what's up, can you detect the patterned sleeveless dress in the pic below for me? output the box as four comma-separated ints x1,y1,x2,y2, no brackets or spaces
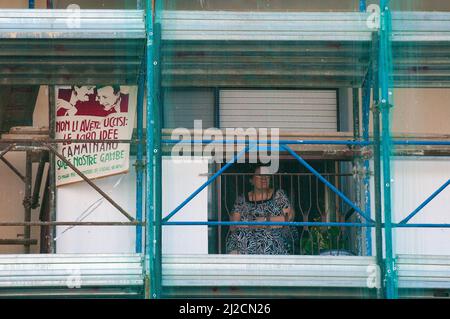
226,189,298,255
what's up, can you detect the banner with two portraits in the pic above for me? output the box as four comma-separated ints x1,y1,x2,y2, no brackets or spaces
55,85,137,186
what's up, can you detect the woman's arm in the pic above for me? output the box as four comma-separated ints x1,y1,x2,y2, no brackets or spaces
263,206,295,229
284,205,295,222
229,212,248,231
268,189,296,228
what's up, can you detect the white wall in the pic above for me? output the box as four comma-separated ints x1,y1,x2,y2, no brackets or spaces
370,158,450,256
162,156,209,254
55,160,137,253
391,158,450,255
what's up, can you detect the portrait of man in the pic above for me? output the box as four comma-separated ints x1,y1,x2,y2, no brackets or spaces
96,85,129,115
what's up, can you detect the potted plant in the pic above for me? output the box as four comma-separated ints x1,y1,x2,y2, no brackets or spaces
300,218,354,256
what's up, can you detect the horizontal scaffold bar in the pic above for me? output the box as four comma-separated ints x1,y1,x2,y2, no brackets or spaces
162,221,450,229
163,221,374,227
0,221,143,226
162,139,370,145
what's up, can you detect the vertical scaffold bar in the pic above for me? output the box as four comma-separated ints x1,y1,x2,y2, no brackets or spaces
48,86,57,253
359,0,367,12
135,58,145,254
380,0,397,299
24,152,32,254
352,88,363,255
362,74,372,257
29,0,35,9
352,89,360,139
145,0,154,299
360,0,372,258
145,0,162,299
153,20,163,299
372,31,384,299
135,0,145,255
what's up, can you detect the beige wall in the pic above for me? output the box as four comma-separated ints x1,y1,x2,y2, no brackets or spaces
0,0,46,8
354,88,450,136
392,89,450,135
0,155,47,254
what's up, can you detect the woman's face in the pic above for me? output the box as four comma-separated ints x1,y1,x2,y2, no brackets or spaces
252,167,271,190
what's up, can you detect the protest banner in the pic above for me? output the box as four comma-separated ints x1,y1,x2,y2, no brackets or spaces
55,85,137,186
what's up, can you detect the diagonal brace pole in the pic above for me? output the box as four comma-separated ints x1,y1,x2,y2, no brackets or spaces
44,143,135,222
0,144,14,160
399,179,450,225
162,145,250,223
282,145,374,223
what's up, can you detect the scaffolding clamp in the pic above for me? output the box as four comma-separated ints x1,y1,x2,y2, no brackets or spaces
22,196,33,210
370,101,381,114
380,100,394,110
134,159,147,172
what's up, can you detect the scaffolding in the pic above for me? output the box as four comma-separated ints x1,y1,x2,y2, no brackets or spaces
0,0,450,299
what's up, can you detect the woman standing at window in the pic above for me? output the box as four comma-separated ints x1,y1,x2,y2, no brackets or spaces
226,165,298,255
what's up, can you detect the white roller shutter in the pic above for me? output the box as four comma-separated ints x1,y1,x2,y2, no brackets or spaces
219,90,337,132
163,89,215,129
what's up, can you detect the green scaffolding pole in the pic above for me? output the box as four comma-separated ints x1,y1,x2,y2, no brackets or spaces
379,0,398,299
145,0,162,299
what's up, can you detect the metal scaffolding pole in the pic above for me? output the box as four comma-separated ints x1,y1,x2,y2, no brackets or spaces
359,0,367,12
362,75,372,257
352,87,364,255
360,1,372,258
372,31,385,299
153,20,163,300
135,68,145,253
145,0,162,299
24,152,32,254
135,0,146,253
48,86,57,253
380,0,398,299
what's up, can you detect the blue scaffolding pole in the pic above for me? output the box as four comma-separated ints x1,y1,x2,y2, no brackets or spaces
399,179,450,225
359,0,367,12
163,143,374,224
